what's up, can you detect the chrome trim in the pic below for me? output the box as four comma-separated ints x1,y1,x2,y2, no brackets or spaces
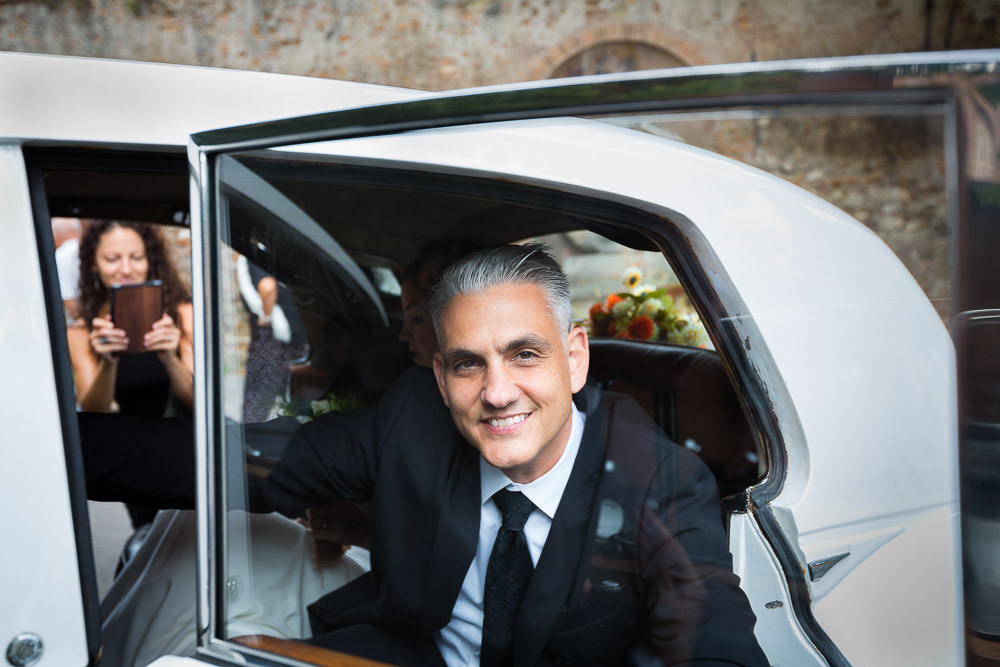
808,553,850,582
189,145,215,646
191,51,999,153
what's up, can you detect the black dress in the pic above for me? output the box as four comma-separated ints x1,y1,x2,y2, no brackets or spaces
114,352,172,418
114,351,189,527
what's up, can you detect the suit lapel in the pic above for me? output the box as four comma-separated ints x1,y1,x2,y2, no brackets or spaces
513,385,607,665
422,430,481,633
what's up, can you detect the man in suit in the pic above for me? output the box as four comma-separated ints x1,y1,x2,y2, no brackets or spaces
248,243,767,666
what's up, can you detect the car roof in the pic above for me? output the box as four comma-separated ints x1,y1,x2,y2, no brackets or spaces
0,52,427,148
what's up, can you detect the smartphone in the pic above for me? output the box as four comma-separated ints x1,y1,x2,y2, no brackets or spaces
110,280,164,354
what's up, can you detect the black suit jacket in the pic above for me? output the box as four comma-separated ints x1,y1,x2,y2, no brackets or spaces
252,366,767,666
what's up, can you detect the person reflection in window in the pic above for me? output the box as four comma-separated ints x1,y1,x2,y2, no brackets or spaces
237,254,309,422
398,239,481,368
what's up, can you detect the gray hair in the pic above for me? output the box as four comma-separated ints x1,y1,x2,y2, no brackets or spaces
430,243,572,334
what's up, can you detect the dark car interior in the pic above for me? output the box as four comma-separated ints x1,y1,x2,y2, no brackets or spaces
30,146,763,502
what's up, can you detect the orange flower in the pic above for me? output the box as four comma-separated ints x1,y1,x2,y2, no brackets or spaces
606,294,624,309
625,315,656,340
589,302,606,318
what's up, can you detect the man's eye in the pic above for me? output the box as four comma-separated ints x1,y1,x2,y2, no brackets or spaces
514,350,538,362
453,360,479,373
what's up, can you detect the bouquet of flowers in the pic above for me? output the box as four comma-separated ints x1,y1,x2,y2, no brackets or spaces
274,389,367,423
586,267,707,347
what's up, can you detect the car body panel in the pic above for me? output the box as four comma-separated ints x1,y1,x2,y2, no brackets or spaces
0,144,90,666
728,512,825,664
0,52,425,148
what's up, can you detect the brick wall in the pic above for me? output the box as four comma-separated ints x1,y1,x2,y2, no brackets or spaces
2,0,997,90
15,0,998,323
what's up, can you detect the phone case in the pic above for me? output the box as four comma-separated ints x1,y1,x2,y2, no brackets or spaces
110,280,164,354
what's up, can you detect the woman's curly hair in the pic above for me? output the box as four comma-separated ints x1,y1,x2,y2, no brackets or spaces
77,220,190,329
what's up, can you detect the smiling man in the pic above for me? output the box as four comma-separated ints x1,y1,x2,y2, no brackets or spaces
82,244,767,666
432,280,587,484
411,244,764,666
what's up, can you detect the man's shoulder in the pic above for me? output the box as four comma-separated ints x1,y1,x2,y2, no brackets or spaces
382,366,444,410
373,366,458,448
588,387,718,500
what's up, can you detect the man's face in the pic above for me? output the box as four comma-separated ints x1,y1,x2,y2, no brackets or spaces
433,282,589,483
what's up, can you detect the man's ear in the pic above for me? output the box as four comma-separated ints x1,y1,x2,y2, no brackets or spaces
566,326,590,393
432,352,450,408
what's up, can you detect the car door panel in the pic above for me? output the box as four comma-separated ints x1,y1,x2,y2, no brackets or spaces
0,144,91,666
186,53,999,666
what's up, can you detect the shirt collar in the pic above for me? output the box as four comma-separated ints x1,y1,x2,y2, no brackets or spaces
479,402,586,519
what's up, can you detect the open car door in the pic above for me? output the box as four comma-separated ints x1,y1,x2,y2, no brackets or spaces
184,51,1000,667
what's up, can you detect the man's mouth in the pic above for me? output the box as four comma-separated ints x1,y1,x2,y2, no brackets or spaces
483,413,528,429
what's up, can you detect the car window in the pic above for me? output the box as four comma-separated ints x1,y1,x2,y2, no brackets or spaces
209,147,764,662
24,148,192,665
597,105,952,324
528,230,711,349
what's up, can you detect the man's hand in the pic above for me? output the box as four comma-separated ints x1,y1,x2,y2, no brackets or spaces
298,500,372,568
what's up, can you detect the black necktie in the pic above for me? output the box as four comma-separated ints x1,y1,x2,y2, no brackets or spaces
481,489,536,667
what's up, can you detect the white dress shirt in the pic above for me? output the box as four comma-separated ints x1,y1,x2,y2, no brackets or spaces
435,404,586,666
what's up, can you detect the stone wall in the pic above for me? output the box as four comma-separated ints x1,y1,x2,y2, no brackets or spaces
2,0,997,90
13,0,999,324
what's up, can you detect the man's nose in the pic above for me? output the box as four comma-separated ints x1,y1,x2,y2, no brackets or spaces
398,323,411,342
482,365,519,407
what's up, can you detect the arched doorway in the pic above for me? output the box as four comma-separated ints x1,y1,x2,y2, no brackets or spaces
550,40,684,78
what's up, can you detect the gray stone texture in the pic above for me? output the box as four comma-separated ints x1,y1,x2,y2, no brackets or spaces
2,1,997,90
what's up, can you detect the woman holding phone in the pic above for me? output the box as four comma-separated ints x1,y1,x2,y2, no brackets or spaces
67,220,194,418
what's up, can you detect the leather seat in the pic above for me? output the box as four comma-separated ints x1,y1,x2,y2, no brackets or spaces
587,338,760,498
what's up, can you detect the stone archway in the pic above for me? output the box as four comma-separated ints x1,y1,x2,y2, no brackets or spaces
526,23,708,80
550,41,683,78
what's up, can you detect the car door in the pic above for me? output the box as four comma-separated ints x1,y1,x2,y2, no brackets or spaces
0,145,100,667
183,51,1000,667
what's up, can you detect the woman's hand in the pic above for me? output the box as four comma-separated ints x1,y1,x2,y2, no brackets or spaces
144,313,182,360
89,315,127,361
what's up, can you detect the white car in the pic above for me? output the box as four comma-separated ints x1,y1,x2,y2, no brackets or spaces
3,50,997,667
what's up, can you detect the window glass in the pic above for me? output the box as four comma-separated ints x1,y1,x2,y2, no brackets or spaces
48,204,191,597
528,230,711,349
597,105,952,323
211,148,762,662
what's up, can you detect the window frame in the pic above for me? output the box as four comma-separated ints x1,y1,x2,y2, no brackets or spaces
190,52,1000,666
193,150,801,663
21,145,192,667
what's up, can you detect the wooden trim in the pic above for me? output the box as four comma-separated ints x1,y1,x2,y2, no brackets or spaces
231,635,393,667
